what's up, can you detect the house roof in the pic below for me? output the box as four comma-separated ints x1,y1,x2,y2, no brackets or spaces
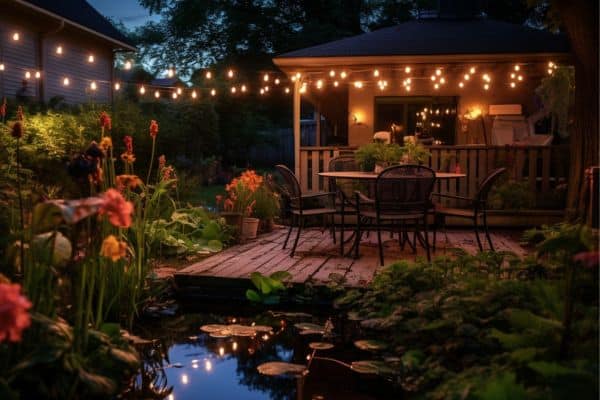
15,0,136,50
275,19,569,60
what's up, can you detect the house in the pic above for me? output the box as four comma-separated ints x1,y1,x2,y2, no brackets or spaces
0,0,136,104
273,15,571,212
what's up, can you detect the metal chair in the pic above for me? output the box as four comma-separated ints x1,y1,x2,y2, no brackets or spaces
433,167,507,251
328,156,359,255
354,165,437,265
274,164,337,257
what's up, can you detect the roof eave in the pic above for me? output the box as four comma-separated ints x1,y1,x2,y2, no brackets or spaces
273,52,573,72
14,0,136,52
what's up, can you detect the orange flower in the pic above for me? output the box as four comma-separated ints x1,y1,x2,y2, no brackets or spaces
162,165,175,181
0,283,32,343
149,120,159,138
99,136,112,152
99,111,112,130
120,153,136,164
16,106,24,122
224,198,234,211
100,235,128,262
116,174,143,190
11,121,23,138
99,188,134,228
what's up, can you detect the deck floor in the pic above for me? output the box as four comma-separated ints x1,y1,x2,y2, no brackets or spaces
175,227,526,288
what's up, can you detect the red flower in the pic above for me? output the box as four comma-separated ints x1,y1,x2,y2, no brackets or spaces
11,121,23,138
123,135,133,153
99,111,112,130
16,106,24,122
0,283,32,343
149,120,159,138
98,188,134,228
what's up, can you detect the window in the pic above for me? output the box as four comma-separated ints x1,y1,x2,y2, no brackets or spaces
374,96,458,144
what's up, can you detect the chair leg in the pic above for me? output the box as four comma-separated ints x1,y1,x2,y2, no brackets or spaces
432,214,438,252
376,217,384,266
423,217,431,262
483,212,494,251
473,217,483,252
340,209,345,256
330,214,336,244
283,215,294,249
290,216,303,257
354,215,361,259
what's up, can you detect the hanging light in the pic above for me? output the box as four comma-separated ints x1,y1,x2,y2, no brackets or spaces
514,64,520,71
353,81,363,89
373,69,380,77
56,45,63,55
260,88,265,95
430,75,436,81
172,92,177,99
404,66,411,73
227,69,234,78
0,64,4,71
263,73,269,82
205,71,212,79
405,85,411,92
241,84,247,92
329,70,335,77
482,73,491,82
191,90,198,99
458,81,464,88
434,83,440,90
114,82,121,90
469,66,476,74
510,82,516,88
435,68,442,76
274,78,280,85
510,73,516,79
35,71,41,79
340,71,347,79
12,32,20,41
24,71,31,79
176,87,182,95
264,85,270,92
139,85,146,95
90,81,97,91
517,75,523,81
316,79,323,89
154,90,160,98
124,60,132,70
464,74,470,80
333,81,339,87
439,77,446,84
483,83,490,90
63,77,70,86
210,88,216,96
284,87,290,94
88,54,95,63
231,86,237,93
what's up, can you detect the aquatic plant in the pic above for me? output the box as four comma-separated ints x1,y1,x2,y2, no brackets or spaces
245,271,292,304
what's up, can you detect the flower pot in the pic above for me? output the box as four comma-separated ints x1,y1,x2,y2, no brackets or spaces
221,211,243,231
241,217,260,240
260,218,275,233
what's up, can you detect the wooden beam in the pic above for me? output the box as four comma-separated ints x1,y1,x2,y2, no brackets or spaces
293,79,301,178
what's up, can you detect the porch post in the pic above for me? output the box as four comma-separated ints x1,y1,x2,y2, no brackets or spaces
293,79,301,178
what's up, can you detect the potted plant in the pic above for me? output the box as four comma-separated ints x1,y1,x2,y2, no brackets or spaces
401,142,432,165
223,170,263,240
252,177,280,233
355,142,404,172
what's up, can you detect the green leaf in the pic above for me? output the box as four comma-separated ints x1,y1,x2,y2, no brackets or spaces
402,349,425,369
528,361,596,379
269,271,292,281
201,220,222,240
245,289,262,302
478,372,527,400
99,323,121,339
206,240,223,252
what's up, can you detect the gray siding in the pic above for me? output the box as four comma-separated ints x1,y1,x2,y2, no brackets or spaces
0,12,114,104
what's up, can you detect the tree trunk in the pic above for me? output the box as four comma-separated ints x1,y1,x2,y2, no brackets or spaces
554,0,599,224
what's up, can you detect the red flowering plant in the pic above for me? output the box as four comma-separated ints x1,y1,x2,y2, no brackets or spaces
0,282,32,343
223,170,264,217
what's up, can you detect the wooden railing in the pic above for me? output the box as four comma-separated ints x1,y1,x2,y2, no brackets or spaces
299,145,569,208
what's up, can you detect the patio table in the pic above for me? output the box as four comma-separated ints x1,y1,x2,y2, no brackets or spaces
317,170,466,257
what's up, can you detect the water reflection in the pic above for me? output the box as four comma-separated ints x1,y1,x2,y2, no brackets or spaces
123,311,390,400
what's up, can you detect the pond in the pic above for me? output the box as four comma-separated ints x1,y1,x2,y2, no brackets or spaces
122,305,399,400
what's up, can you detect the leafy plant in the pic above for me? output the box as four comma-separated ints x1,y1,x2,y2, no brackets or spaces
246,271,292,304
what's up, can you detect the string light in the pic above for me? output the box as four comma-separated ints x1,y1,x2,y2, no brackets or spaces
299,82,307,93
435,68,442,76
469,66,476,74
176,87,182,95
241,84,247,92
316,79,323,89
56,45,63,55
35,71,41,79
340,71,347,79
63,77,70,86
464,74,470,80
231,86,237,93
264,85,269,92
274,78,280,85
510,82,516,88
263,73,269,82
353,81,363,89
171,92,177,99
114,82,120,90
232,342,238,351
329,70,335,77
12,32,19,41
124,61,132,70
510,73,516,79
333,80,339,87
219,347,225,356
167,68,175,78
0,64,4,71
90,81,97,91
483,83,490,90
459,81,464,88
139,85,146,95
205,71,212,79
227,69,234,78
88,54,95,63
434,83,440,90
373,69,380,77
482,73,491,82
514,64,520,71
439,77,446,84
154,90,160,98
404,66,411,73
24,71,31,79
191,90,197,99
517,75,523,81
430,75,436,81
210,88,216,96
284,87,290,93
260,88,265,95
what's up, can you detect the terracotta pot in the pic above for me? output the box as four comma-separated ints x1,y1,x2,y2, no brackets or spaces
241,217,260,240
221,211,243,230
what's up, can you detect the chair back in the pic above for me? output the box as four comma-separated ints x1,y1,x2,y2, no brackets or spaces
328,156,358,202
375,165,436,214
476,168,507,204
275,164,302,209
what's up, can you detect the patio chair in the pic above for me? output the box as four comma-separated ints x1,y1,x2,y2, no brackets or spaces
354,165,437,265
432,167,507,252
328,156,359,255
274,164,337,257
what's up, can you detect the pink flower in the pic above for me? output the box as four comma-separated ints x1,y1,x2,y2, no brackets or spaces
123,135,133,154
99,111,112,130
99,188,134,228
0,283,32,343
149,120,159,138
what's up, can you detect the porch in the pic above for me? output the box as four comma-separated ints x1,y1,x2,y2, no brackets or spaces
174,226,526,294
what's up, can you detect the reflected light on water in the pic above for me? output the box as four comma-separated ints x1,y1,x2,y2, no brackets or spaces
205,360,213,372
219,347,225,357
168,395,174,400
232,341,238,351
181,374,189,384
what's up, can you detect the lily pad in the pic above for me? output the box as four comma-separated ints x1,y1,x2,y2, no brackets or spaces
309,342,334,350
351,360,398,376
200,324,229,333
270,311,312,319
257,361,307,376
250,325,273,333
354,340,388,351
299,329,326,336
209,329,232,338
294,323,325,332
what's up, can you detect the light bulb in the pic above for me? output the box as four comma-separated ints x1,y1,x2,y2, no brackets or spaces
514,65,520,71
114,82,121,90
139,85,146,94
295,72,301,80
90,81,97,91
353,81,363,88
227,69,234,78
63,77,70,86
464,74,470,80
205,360,212,372
333,81,339,87
373,69,380,77
264,86,269,92
316,79,323,89
263,73,269,82
219,347,225,356
231,86,237,93
172,92,177,99
439,77,446,84
435,68,442,76
241,84,247,92
232,342,238,351
210,88,216,96
329,70,335,77
510,73,516,79
274,78,280,85
517,75,523,81
56,45,63,55
404,66,411,73
25,71,31,79
88,54,94,63
181,374,189,384
192,90,197,99
260,88,265,95
458,81,464,88
510,82,516,88
548,61,554,68
0,64,4,71
176,87,182,95
405,85,411,92
154,90,160,98
205,71,212,79
12,32,20,41
124,61,132,70
284,87,290,93
469,66,476,74
430,75,436,81
434,83,439,90
482,73,491,82
340,71,347,79
35,71,41,79
483,83,490,90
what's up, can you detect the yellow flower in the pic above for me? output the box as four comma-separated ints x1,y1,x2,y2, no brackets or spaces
99,137,112,152
100,235,127,262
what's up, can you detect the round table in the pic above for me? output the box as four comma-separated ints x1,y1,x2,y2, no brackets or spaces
318,171,466,179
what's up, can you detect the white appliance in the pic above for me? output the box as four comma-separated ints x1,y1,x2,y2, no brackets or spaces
489,104,553,146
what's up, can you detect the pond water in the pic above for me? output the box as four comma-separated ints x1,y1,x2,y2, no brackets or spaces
122,307,398,400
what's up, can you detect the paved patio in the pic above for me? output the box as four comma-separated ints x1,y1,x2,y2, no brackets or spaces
175,226,526,289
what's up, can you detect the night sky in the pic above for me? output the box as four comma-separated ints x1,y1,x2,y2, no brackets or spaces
88,0,159,28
